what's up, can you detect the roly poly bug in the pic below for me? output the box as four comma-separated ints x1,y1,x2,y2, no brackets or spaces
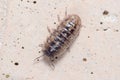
35,14,82,67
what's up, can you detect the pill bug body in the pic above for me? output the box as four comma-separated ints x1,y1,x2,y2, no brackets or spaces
42,14,82,62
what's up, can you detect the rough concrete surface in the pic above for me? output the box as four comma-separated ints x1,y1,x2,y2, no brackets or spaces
0,0,120,80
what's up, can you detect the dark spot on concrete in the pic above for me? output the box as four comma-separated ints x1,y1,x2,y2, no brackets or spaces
33,1,37,4
27,0,29,3
37,11,39,13
71,56,74,58
21,12,23,14
4,43,7,46
21,46,24,49
54,2,57,5
91,72,93,74
100,22,103,24
54,7,56,9
1,58,3,60
17,38,20,40
11,61,13,63
2,73,5,75
38,51,41,53
25,7,28,9
20,32,22,34
13,41,16,43
96,29,99,31
18,4,20,6
1,18,3,20
21,0,23,1
48,3,50,6
54,22,56,24
103,29,108,31
17,42,20,44
103,10,109,15
83,58,87,62
88,36,90,38
13,44,16,47
5,74,10,78
14,62,19,66
115,29,119,32
94,53,97,55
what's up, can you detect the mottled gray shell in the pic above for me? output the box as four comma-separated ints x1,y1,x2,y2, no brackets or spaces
43,14,81,62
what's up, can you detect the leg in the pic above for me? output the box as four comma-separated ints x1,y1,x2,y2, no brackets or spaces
39,44,44,47
57,7,67,22
34,54,44,63
49,57,55,70
65,7,67,17
47,26,56,34
57,15,60,22
47,26,52,34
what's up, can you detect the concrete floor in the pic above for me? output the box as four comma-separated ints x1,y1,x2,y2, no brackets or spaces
0,0,120,80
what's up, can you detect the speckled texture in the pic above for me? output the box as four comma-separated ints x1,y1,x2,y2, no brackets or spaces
0,0,120,80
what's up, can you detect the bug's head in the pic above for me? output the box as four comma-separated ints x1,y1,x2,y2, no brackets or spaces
69,14,81,25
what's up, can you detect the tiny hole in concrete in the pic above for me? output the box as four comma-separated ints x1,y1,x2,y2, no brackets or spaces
5,74,10,78
54,22,56,24
14,62,19,66
103,29,108,31
91,72,94,74
88,36,90,38
83,58,87,62
103,10,109,15
33,1,37,4
21,46,24,49
100,22,103,24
